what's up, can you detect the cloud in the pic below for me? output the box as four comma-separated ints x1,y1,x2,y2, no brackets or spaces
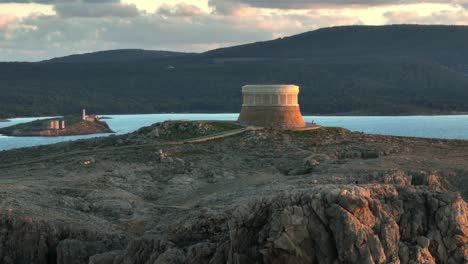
157,3,205,17
1,0,468,61
0,0,119,3
208,0,389,11
209,0,259,17
208,0,468,10
0,11,277,61
0,14,17,30
54,2,139,17
384,9,468,24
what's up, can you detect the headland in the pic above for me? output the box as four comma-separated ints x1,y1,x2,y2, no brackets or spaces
0,120,466,263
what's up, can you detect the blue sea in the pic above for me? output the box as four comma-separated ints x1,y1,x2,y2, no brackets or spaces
1,114,468,151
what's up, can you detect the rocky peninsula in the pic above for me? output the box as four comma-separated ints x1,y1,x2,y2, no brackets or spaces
0,115,113,137
0,121,466,264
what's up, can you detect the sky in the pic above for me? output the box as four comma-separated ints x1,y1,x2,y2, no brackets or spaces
1,1,468,61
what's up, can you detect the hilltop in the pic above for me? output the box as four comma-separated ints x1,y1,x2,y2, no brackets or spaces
205,25,468,65
3,25,468,117
43,49,193,64
0,121,466,263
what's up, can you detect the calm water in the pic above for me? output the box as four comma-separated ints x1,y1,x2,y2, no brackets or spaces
1,114,468,151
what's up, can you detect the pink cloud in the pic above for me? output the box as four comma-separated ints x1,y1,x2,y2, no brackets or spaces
0,14,17,30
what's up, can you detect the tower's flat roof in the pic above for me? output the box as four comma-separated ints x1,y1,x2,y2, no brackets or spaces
242,84,299,93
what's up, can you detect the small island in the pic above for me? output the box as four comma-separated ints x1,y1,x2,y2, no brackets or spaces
0,110,113,137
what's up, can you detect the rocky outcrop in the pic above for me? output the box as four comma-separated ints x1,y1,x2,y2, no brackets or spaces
224,186,467,264
0,213,126,264
7,184,464,264
130,121,243,142
99,183,467,264
0,123,467,263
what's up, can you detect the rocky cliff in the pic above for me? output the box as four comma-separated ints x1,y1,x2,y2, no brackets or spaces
0,121,466,263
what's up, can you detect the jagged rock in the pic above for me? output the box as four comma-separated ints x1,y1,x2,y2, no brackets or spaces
383,170,412,186
113,237,176,264
411,246,436,264
0,214,123,264
56,240,108,264
149,128,160,138
154,248,186,264
220,185,467,264
80,181,466,264
89,250,125,264
186,242,217,264
417,236,430,248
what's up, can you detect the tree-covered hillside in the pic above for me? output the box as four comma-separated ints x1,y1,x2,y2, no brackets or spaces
43,49,193,63
2,25,468,118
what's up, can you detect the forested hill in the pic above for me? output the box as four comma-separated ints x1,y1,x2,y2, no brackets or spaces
204,25,468,65
43,49,193,63
2,24,468,118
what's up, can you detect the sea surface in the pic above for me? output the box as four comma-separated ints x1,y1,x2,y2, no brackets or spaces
1,114,468,151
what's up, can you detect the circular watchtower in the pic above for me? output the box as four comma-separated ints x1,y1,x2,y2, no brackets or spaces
238,84,306,129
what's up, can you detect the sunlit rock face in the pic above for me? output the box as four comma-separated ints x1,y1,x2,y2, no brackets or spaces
238,85,306,129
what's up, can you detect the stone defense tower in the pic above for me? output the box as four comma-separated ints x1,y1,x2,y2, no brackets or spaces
238,84,306,129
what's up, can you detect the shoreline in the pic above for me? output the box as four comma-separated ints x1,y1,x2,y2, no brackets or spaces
2,120,468,152
6,112,468,119
310,111,468,116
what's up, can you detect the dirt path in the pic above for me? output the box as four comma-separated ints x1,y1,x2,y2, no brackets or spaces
0,125,321,170
166,128,252,145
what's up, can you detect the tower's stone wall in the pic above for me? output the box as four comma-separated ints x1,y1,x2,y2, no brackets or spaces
238,85,306,129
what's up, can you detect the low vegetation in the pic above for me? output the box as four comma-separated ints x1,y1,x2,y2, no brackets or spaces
134,121,243,141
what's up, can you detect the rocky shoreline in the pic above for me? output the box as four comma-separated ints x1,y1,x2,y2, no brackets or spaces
0,121,466,263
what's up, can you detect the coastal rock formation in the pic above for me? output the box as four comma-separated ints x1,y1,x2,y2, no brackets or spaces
225,186,467,264
97,182,467,264
2,185,463,264
0,213,126,264
0,121,466,263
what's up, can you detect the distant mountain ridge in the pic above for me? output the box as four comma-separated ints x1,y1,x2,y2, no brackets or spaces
43,49,194,63
203,24,468,68
43,25,468,69
2,24,468,118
